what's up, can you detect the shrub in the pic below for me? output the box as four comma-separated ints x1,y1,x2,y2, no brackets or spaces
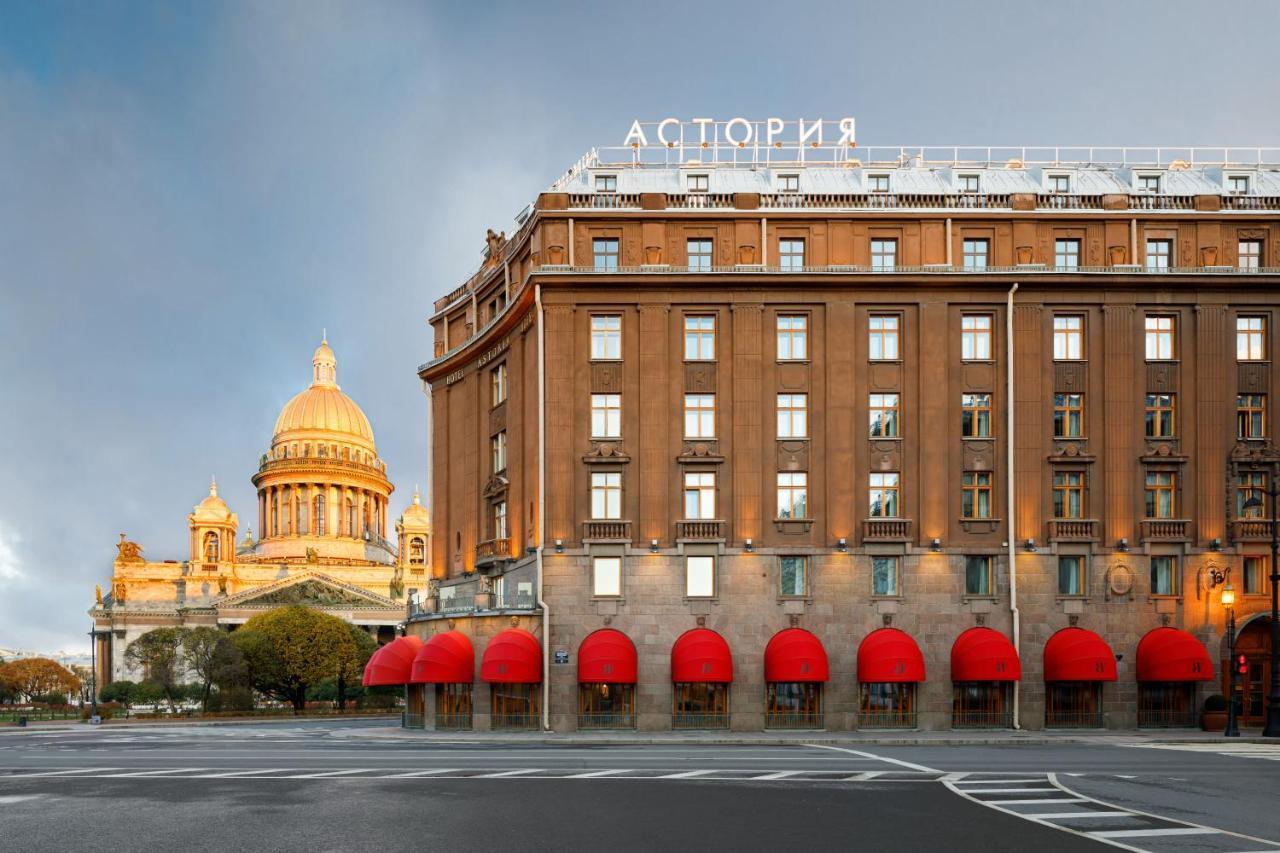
99,681,138,705
1204,694,1228,712
218,686,255,712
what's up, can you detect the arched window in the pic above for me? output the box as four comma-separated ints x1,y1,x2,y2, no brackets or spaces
203,531,220,563
314,493,326,536
409,537,425,565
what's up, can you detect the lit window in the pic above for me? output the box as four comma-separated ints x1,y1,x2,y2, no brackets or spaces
492,501,507,539
591,315,622,360
1243,556,1268,595
687,238,713,271
1053,393,1085,438
958,174,980,193
1238,472,1268,518
1145,315,1176,360
962,239,988,270
687,173,709,193
780,556,807,597
491,431,507,473
777,394,808,439
777,472,808,519
869,393,900,437
1238,394,1266,439
684,394,716,439
684,315,715,360
592,556,621,597
683,472,716,520
686,555,715,597
962,472,992,519
1144,394,1176,437
779,238,806,271
1145,471,1177,519
591,472,622,520
778,174,800,193
1137,174,1162,193
961,314,993,360
590,394,621,439
869,314,900,360
1053,471,1085,519
872,556,899,596
595,174,617,193
1048,174,1070,193
1237,316,1266,360
1146,239,1172,270
871,239,897,270
965,556,992,596
1239,240,1263,270
1058,556,1084,596
1227,175,1250,195
1053,315,1084,360
1054,239,1080,269
491,363,508,406
1150,556,1180,596
962,393,992,438
592,238,619,271
869,472,899,517
777,315,808,360
868,174,890,193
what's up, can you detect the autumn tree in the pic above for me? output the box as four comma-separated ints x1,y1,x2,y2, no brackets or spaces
0,658,82,703
124,628,185,711
232,606,359,712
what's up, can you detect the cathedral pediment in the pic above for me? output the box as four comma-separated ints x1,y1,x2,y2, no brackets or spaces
217,572,398,611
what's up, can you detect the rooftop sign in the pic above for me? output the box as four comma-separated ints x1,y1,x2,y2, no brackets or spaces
623,117,856,150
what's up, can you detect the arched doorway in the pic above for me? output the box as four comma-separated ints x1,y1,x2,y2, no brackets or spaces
1230,616,1272,727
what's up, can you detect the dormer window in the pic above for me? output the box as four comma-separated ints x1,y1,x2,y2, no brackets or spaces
687,173,709,193
595,174,617,193
958,174,980,193
1227,174,1250,195
1137,173,1162,193
868,174,890,193
1048,174,1070,193
778,173,800,193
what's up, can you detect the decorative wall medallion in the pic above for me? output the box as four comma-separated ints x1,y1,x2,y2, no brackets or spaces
592,362,622,393
879,454,893,471
1108,564,1134,597
696,615,707,627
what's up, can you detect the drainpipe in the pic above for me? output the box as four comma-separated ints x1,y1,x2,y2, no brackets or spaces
1006,282,1021,730
535,283,551,731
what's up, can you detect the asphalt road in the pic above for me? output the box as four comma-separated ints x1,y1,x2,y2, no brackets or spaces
1,720,1278,853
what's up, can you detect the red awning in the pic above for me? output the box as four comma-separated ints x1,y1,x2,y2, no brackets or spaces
578,629,638,684
856,628,926,683
481,628,543,684
361,635,423,687
1136,627,1214,682
1044,627,1117,682
410,631,475,684
764,628,830,683
951,627,1021,682
670,628,733,683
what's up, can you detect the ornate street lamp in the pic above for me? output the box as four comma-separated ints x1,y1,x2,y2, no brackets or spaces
1222,582,1240,738
1243,473,1280,737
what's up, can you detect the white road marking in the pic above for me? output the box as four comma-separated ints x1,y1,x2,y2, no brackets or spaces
565,769,629,779
288,769,374,779
1091,828,1219,839
477,768,543,778
1022,812,1131,819
102,768,207,778
957,787,1058,793
954,778,1051,785
841,771,885,781
751,771,801,781
201,768,292,778
0,795,45,804
802,743,938,772
996,798,1089,805
14,767,122,777
657,769,715,779
382,768,462,778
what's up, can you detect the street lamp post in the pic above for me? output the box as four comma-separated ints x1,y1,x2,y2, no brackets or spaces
1242,467,1280,738
1222,583,1240,738
87,625,98,719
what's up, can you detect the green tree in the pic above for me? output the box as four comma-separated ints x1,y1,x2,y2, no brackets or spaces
99,680,138,705
182,627,233,712
231,606,359,712
337,625,378,711
124,628,185,712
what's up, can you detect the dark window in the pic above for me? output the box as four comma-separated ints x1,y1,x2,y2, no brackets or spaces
1137,683,1197,728
490,683,539,730
766,682,823,729
435,683,473,730
1045,682,1103,728
1054,393,1084,437
859,682,917,729
1058,556,1085,595
672,682,729,729
577,683,635,730
965,556,992,596
1150,556,1180,596
952,682,1012,728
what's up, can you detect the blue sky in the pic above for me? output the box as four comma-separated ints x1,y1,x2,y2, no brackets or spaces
1,0,1278,652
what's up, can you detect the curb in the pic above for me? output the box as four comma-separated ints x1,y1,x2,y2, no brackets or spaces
0,714,398,731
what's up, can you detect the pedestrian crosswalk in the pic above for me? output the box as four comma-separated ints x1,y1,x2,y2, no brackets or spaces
946,773,1280,852
1124,741,1280,762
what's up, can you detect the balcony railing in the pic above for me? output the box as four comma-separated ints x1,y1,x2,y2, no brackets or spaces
1232,518,1275,541
764,712,825,730
863,518,912,542
577,713,636,730
1048,519,1099,542
671,713,730,730
474,538,510,565
582,520,632,541
1140,519,1191,542
676,519,726,541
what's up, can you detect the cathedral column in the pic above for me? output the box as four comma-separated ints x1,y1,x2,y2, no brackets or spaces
258,491,265,540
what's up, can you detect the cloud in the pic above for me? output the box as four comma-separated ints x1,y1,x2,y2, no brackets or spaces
0,522,22,583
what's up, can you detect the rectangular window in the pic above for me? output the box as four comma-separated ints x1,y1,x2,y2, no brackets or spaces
1058,556,1085,596
958,173,980,193
591,315,622,360
868,174,890,193
1053,315,1084,360
683,472,716,520
1146,238,1172,270
872,556,899,596
778,173,800,193
1138,173,1162,193
491,431,507,474
1238,394,1266,439
962,239,989,270
961,393,993,438
1243,556,1267,595
592,556,621,597
1053,393,1085,438
1238,316,1266,360
779,238,805,271
687,173,709,193
869,472,900,517
1228,175,1250,195
776,393,808,439
777,472,808,519
961,314,993,360
592,238,619,271
493,501,508,539
684,314,716,360
683,394,716,439
1053,471,1085,519
779,556,808,597
1144,393,1176,437
685,555,715,597
1048,174,1070,193
1145,471,1177,519
1150,556,1180,596
965,556,992,596
687,238,713,272
1054,239,1080,269
776,314,808,360
1238,472,1268,518
590,393,621,439
591,472,622,520
1145,315,1176,360
870,239,897,270
869,393,900,437
962,472,993,519
1239,240,1263,270
868,314,900,360
491,363,508,406
595,174,616,193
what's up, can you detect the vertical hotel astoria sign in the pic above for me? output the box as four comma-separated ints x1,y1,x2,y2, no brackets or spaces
623,117,856,150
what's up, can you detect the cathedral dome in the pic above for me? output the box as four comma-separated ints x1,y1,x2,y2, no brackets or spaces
192,478,234,524
271,337,376,451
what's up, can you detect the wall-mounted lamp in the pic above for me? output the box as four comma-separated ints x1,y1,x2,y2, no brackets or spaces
554,539,563,553
1024,538,1037,552
837,537,848,553
930,538,942,552
744,538,754,552
1210,538,1223,552
1117,537,1129,552
649,538,659,554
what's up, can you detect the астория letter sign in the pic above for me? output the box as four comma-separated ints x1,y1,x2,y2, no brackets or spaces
623,118,856,149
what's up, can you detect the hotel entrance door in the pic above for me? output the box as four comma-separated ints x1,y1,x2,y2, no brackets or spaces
1232,619,1273,727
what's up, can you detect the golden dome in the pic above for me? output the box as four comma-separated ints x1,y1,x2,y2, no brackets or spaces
399,487,431,526
192,478,234,523
271,337,376,449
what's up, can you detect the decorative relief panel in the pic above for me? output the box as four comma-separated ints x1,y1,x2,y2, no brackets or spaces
685,363,717,393
1055,362,1087,393
1146,362,1178,393
489,404,507,434
962,441,993,471
962,364,995,390
870,445,901,471
592,362,623,393
869,363,900,391
1238,362,1270,394
777,363,808,390
776,441,810,470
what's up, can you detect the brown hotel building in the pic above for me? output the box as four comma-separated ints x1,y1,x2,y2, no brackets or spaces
404,144,1280,732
